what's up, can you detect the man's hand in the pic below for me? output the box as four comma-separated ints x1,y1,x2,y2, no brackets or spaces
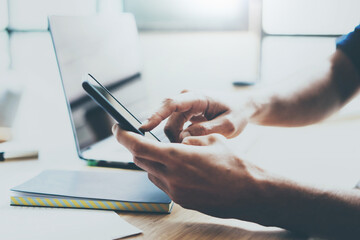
140,91,255,143
113,124,360,238
113,124,269,219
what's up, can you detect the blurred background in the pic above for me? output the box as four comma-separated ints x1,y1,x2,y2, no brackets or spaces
0,0,359,153
1,3,360,237
1,0,359,81
1,0,359,85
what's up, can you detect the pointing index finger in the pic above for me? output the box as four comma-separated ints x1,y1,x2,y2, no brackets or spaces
140,92,209,131
140,98,180,131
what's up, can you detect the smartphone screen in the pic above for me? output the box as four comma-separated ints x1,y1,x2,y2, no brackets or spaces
84,74,160,142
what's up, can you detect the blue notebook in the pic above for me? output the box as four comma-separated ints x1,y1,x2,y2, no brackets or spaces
10,170,173,213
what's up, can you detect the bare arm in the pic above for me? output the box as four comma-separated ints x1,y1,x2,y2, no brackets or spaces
247,177,360,239
250,50,360,126
141,50,360,142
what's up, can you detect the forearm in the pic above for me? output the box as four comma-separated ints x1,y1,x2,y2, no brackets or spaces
245,177,360,239
248,50,360,127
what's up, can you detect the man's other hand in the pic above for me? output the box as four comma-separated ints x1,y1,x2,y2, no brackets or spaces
140,90,254,143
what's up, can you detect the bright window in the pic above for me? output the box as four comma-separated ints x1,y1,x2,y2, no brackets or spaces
8,0,97,30
262,0,360,35
123,0,249,30
0,0,8,30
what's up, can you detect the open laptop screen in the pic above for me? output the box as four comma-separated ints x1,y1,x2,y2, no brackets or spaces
49,14,147,154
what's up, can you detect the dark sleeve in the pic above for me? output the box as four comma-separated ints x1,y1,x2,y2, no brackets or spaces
336,25,360,74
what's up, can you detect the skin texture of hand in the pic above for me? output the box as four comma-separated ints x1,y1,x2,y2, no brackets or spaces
113,124,360,239
112,124,269,219
140,90,254,143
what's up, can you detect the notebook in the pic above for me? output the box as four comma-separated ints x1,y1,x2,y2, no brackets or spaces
10,170,173,213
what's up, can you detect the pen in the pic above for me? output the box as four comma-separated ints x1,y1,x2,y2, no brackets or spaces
232,81,256,87
0,150,38,161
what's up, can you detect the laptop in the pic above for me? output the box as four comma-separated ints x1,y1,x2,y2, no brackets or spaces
49,14,167,169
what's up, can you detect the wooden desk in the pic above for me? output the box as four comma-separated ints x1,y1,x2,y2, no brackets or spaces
120,205,303,240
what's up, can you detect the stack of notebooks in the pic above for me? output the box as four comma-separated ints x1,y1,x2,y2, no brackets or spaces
10,170,173,213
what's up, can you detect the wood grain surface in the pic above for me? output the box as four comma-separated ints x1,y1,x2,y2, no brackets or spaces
119,204,304,240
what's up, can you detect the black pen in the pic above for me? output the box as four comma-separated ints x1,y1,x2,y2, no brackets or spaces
0,150,38,161
232,81,256,87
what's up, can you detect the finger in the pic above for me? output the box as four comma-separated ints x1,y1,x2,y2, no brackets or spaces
133,157,167,177
140,92,209,131
189,115,207,123
164,111,195,143
181,134,225,146
112,124,168,163
148,173,169,193
181,136,209,146
179,114,236,141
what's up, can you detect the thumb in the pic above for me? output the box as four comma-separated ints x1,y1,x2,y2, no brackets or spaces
179,115,238,141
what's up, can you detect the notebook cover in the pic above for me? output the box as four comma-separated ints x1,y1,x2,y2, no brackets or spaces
11,170,171,204
10,192,172,212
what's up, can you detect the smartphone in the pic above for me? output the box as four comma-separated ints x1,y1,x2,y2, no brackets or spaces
82,74,160,142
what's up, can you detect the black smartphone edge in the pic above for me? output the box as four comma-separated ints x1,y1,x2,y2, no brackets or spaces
82,80,144,135
82,74,163,170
